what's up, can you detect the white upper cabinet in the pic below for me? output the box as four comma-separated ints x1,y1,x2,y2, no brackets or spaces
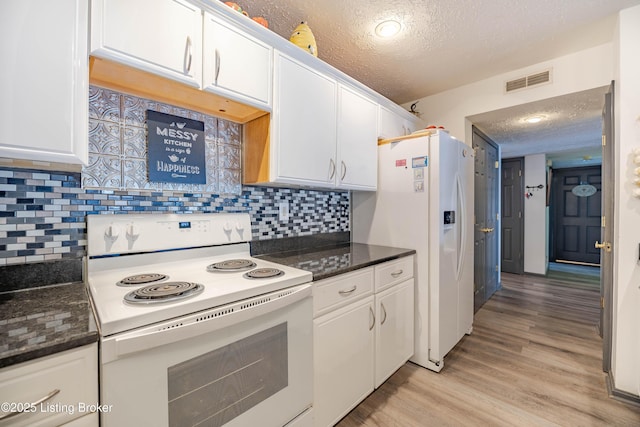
378,104,421,139
91,0,202,88
273,51,337,188
202,12,272,109
0,0,88,165
336,84,378,190
249,51,378,190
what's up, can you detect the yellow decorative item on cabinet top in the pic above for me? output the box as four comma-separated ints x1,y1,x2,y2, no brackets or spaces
289,21,317,57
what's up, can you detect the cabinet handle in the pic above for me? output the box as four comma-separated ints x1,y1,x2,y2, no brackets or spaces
329,159,336,180
185,36,193,74
381,303,388,325
341,161,347,180
338,285,357,296
390,269,403,278
214,48,221,85
369,306,375,331
0,389,60,421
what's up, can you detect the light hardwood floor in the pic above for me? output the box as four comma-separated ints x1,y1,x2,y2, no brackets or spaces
337,272,640,426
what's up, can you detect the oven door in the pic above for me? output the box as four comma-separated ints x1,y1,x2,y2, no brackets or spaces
99,284,312,427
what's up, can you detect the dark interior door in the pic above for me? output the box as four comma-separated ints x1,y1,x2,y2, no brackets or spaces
473,126,500,312
552,166,602,265
501,158,524,274
601,82,614,371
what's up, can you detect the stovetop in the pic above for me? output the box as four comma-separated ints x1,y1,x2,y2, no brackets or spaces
87,244,312,336
85,214,312,337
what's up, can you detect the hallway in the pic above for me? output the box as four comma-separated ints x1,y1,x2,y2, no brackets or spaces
338,273,640,426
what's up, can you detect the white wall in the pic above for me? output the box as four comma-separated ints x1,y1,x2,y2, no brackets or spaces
612,4,640,396
403,43,614,148
524,154,548,275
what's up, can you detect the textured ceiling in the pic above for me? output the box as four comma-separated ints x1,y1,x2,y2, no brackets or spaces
237,0,639,162
242,0,638,103
469,86,609,166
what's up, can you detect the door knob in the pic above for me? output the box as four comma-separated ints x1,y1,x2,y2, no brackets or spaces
480,227,494,233
594,241,612,252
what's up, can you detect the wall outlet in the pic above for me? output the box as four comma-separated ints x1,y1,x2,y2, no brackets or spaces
278,202,290,222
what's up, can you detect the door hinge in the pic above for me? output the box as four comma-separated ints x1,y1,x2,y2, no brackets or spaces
518,211,522,219
602,135,606,146
497,213,500,220
495,265,499,272
495,161,499,169
602,216,606,228
601,296,605,309
518,169,522,177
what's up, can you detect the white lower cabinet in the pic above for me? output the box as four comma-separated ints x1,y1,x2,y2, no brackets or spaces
375,279,415,388
314,295,375,427
313,256,415,427
0,344,98,427
60,412,99,426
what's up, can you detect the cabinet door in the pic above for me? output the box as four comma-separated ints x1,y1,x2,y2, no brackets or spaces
91,0,202,88
314,296,374,427
378,105,407,139
378,105,423,139
203,12,271,108
0,344,97,427
273,52,337,188
0,0,88,165
336,85,378,190
375,279,414,388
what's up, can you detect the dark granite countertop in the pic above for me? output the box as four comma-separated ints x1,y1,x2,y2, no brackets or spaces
0,282,98,369
256,242,416,281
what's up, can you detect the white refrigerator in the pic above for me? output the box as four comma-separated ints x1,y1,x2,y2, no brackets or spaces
353,130,474,372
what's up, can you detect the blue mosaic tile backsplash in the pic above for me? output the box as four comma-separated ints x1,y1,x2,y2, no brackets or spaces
0,87,350,266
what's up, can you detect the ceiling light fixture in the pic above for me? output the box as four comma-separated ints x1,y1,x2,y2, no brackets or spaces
375,20,401,38
525,115,544,124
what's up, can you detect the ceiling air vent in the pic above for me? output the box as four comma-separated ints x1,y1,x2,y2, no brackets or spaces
505,69,552,93
506,77,527,92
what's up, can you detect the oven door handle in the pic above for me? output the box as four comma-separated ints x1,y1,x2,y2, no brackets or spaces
102,283,312,363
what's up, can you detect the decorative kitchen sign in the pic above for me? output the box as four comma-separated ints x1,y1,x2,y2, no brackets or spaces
146,110,206,184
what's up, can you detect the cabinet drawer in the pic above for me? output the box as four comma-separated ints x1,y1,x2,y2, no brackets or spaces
374,256,414,292
313,268,374,317
0,344,98,427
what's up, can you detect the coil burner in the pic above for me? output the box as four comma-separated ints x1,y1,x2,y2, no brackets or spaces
117,273,168,287
124,282,204,304
207,259,257,272
243,268,285,280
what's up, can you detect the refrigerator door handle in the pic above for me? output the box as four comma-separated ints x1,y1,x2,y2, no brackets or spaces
456,175,466,280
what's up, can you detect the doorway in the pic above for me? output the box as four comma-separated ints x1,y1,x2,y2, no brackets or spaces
472,126,500,312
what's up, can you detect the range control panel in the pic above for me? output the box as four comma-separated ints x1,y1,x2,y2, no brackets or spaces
87,213,252,257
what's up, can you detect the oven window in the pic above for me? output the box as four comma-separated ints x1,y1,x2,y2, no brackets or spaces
167,323,288,427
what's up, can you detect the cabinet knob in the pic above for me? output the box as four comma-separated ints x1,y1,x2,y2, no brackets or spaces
329,159,336,180
369,306,375,331
338,286,357,296
380,303,388,325
185,36,193,74
390,269,403,278
0,389,60,421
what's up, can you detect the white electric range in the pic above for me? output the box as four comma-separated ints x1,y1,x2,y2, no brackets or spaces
85,213,313,427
